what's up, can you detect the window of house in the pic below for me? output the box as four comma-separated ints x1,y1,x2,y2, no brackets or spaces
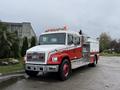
19,28,22,37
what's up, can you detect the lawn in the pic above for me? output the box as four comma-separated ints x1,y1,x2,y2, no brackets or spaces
0,58,24,74
100,53,120,56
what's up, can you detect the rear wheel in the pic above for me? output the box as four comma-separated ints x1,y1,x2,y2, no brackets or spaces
25,70,39,77
58,59,72,81
89,56,97,67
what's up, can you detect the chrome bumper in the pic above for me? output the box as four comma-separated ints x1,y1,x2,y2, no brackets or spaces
25,64,59,72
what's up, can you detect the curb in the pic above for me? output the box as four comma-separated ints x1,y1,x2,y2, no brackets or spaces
0,70,25,76
0,70,25,84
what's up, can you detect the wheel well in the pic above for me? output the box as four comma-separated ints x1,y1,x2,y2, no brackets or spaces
61,56,71,64
95,54,98,61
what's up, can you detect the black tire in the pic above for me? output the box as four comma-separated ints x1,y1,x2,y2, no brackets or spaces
89,56,97,67
25,70,39,77
58,59,72,81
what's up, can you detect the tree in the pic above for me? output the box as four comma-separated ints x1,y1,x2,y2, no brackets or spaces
0,22,18,58
118,39,120,53
30,36,36,48
109,39,117,53
114,40,120,53
99,32,111,52
11,39,21,58
21,37,29,57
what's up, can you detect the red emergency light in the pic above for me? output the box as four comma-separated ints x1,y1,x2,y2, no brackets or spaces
45,26,68,32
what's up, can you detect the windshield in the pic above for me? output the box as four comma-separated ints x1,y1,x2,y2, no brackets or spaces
39,33,66,45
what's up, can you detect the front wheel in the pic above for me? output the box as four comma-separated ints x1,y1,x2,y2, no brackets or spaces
58,59,72,81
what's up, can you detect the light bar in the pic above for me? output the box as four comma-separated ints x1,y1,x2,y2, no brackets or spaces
45,26,68,32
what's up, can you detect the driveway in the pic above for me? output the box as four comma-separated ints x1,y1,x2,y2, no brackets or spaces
1,56,120,90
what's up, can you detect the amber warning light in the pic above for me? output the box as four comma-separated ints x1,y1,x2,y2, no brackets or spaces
45,26,68,32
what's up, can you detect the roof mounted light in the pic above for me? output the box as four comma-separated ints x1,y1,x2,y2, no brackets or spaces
45,26,68,32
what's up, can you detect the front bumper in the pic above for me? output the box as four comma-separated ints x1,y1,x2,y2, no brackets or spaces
25,64,59,72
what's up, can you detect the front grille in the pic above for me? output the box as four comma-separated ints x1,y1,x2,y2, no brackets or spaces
27,52,45,62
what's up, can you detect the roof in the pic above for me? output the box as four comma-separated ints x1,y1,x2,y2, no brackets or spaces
41,30,81,36
2,22,31,25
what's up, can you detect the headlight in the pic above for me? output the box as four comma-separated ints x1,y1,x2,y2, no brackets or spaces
52,57,58,62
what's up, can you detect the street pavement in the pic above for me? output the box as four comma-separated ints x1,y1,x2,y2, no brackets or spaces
0,56,120,90
0,74,24,84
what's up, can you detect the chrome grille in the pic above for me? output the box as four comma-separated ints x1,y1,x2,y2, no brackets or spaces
27,52,45,62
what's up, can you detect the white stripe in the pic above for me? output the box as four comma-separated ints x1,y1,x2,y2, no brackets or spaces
90,55,94,57
71,58,90,69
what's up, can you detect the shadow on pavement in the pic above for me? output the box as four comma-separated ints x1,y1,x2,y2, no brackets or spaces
26,65,94,82
0,64,96,90
0,76,24,89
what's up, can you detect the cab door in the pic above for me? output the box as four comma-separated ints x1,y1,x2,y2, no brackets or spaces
67,34,75,60
67,34,82,60
73,35,82,59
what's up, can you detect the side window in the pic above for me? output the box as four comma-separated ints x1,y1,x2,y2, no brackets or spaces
73,36,80,45
68,34,73,45
76,37,80,45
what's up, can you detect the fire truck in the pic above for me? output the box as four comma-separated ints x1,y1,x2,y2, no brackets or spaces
25,27,99,81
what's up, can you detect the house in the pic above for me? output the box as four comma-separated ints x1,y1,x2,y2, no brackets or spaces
4,22,37,47
6,22,36,38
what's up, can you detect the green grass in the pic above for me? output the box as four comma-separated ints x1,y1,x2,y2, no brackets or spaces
0,58,24,74
100,53,120,56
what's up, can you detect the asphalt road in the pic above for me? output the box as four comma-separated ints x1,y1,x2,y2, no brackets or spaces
1,56,120,90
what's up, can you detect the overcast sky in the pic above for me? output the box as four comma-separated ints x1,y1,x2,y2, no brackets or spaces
0,0,120,39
